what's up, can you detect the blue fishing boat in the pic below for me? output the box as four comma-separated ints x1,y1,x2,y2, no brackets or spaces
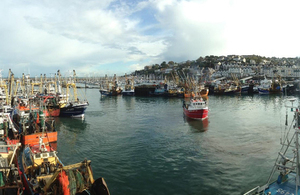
58,70,89,118
258,75,282,95
99,89,114,96
244,97,300,195
59,102,88,117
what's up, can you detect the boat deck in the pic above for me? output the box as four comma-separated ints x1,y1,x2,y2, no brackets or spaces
264,173,300,195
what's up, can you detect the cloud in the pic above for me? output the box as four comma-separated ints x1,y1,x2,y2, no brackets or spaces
0,0,299,77
0,0,168,76
151,0,300,61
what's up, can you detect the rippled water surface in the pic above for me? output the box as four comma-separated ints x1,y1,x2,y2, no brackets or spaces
55,89,293,195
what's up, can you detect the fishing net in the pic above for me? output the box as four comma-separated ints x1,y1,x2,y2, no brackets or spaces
74,169,85,192
58,170,70,195
67,170,77,195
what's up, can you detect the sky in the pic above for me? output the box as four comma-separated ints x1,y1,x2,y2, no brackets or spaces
0,0,299,78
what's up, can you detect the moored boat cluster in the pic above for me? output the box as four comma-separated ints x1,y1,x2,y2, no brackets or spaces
0,69,110,195
99,73,290,122
99,72,293,98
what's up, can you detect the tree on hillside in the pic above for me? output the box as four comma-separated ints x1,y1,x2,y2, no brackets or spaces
152,64,160,70
161,61,168,68
168,61,175,66
196,56,203,64
185,60,191,67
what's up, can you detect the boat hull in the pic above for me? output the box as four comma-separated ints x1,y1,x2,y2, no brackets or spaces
59,104,88,117
99,89,112,96
44,107,60,117
100,89,120,96
183,107,208,120
258,88,282,95
122,91,135,96
258,88,269,94
134,85,156,96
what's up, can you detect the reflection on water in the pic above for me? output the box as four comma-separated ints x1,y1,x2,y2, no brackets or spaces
184,116,209,132
55,117,88,133
100,95,118,103
58,89,299,195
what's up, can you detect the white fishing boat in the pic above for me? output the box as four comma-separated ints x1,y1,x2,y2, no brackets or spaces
122,74,135,96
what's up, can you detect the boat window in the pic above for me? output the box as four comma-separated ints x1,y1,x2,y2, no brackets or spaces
49,152,54,157
35,154,41,159
42,153,49,158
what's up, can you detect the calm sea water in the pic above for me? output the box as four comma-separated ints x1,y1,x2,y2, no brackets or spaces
54,89,294,195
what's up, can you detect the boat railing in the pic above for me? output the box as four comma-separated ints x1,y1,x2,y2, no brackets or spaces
243,186,260,195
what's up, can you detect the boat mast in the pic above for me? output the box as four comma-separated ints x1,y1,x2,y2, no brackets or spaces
73,70,78,102
22,73,25,94
43,74,47,93
0,70,9,105
57,70,62,94
296,110,299,193
54,73,57,93
9,72,14,106
40,74,43,94
263,99,300,193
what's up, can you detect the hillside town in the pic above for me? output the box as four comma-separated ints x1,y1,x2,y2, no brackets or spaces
132,55,300,81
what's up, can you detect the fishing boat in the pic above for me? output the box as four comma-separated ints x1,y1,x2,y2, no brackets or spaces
59,101,88,118
58,70,89,118
151,84,167,96
182,98,208,120
0,112,23,194
12,104,57,149
257,76,272,94
134,84,157,96
0,141,22,194
258,75,282,95
100,74,122,96
167,88,180,97
244,97,300,195
35,94,60,117
223,83,241,95
177,88,185,98
122,75,135,96
213,83,226,95
99,89,114,96
20,137,110,195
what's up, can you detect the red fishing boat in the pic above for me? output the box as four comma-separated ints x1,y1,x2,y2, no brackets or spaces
12,105,57,149
183,98,208,120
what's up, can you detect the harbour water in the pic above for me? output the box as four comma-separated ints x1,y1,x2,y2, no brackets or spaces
55,88,291,195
